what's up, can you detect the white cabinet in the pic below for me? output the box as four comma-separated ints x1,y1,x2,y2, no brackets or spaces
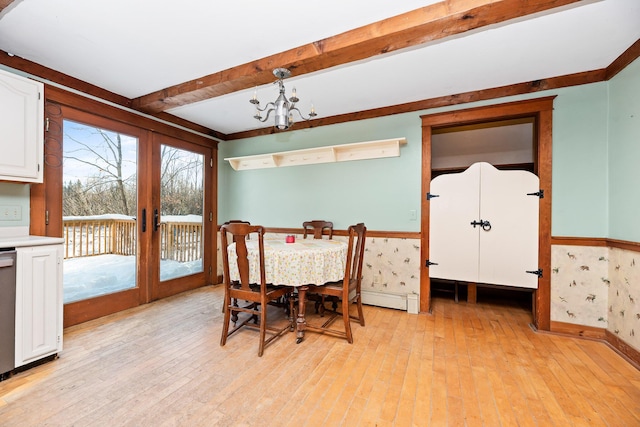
429,162,540,289
0,68,44,183
15,244,63,367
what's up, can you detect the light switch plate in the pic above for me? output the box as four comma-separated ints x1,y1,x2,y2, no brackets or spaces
0,205,21,221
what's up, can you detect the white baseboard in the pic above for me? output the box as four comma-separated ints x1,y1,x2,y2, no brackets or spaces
362,289,414,312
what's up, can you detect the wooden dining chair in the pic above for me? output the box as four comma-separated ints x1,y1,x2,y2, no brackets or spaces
305,222,367,343
303,220,334,239
302,220,336,311
220,220,251,313
220,222,294,356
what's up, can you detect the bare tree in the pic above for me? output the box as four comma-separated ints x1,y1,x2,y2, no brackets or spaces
63,124,203,217
64,125,136,216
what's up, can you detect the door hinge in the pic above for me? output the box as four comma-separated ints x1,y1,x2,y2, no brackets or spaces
209,212,213,222
427,193,439,200
425,259,438,267
45,210,49,225
527,189,544,199
45,117,50,132
209,265,212,276
210,158,213,167
526,269,543,278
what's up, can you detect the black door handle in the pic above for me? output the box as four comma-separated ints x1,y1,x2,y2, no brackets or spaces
154,209,160,232
470,219,492,231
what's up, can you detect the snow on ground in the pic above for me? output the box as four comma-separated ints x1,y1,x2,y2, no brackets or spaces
63,254,202,304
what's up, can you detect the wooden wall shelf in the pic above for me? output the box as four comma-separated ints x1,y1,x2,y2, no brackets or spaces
224,137,407,171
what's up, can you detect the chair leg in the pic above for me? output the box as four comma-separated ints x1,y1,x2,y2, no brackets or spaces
231,298,239,324
356,293,365,327
258,304,268,357
220,292,232,346
343,298,353,344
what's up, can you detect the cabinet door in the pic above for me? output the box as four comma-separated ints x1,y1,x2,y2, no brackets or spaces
0,68,44,183
15,245,63,367
428,162,481,283
429,162,539,289
478,163,539,288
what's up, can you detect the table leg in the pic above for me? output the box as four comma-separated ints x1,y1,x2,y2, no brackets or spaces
296,285,308,343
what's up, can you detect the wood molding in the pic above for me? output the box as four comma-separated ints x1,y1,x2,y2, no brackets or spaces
1,50,131,107
3,23,638,143
539,322,640,370
607,238,640,252
45,86,218,149
132,0,583,114
226,71,600,140
551,236,640,253
0,50,220,139
64,288,141,327
605,330,640,370
605,38,640,80
551,236,608,247
0,0,17,13
549,320,606,340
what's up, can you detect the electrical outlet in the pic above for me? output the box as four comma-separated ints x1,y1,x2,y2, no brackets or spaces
0,205,22,221
408,209,417,221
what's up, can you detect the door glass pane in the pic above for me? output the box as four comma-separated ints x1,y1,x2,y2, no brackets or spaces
159,144,204,281
62,120,138,303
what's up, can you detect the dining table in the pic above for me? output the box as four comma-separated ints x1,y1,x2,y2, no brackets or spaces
226,238,347,342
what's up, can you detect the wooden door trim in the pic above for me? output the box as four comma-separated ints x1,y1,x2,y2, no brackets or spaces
420,96,554,330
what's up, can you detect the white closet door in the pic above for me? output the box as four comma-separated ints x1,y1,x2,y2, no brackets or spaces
478,163,539,288
428,162,481,283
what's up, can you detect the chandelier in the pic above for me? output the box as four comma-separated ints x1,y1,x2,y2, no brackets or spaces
250,68,317,130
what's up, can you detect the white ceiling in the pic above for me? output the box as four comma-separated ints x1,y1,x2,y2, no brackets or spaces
1,0,639,137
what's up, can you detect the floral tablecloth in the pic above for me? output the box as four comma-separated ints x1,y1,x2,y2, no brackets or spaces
227,239,347,287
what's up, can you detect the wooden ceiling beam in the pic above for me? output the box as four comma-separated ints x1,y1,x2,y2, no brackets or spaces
131,0,583,114
0,0,17,13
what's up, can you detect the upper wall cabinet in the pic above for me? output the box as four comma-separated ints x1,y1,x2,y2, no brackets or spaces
0,69,44,183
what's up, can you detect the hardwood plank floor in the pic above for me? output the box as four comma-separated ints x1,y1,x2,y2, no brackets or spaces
1,285,639,426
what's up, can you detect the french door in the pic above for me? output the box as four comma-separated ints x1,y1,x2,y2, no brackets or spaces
146,133,213,301
47,104,214,326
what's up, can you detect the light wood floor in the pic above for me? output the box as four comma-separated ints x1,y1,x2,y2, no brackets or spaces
1,285,639,427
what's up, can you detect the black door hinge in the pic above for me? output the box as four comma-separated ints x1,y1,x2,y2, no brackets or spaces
426,259,438,267
527,189,544,199
526,269,543,278
427,193,439,200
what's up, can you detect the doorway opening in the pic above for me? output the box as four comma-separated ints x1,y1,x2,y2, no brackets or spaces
420,97,554,330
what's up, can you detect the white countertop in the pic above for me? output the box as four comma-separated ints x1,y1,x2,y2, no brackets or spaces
0,234,64,249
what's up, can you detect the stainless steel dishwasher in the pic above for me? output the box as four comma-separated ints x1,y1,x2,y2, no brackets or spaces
0,248,16,379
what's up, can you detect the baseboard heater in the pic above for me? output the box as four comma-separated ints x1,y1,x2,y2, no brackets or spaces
361,290,419,314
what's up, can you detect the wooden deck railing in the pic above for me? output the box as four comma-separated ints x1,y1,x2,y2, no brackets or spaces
63,218,203,262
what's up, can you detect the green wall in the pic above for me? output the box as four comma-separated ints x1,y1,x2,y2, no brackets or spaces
608,57,640,242
218,117,423,231
0,182,30,228
219,76,628,238
551,82,609,237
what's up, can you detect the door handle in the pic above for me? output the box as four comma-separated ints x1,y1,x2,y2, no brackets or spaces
470,219,492,231
153,209,160,232
141,208,147,232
